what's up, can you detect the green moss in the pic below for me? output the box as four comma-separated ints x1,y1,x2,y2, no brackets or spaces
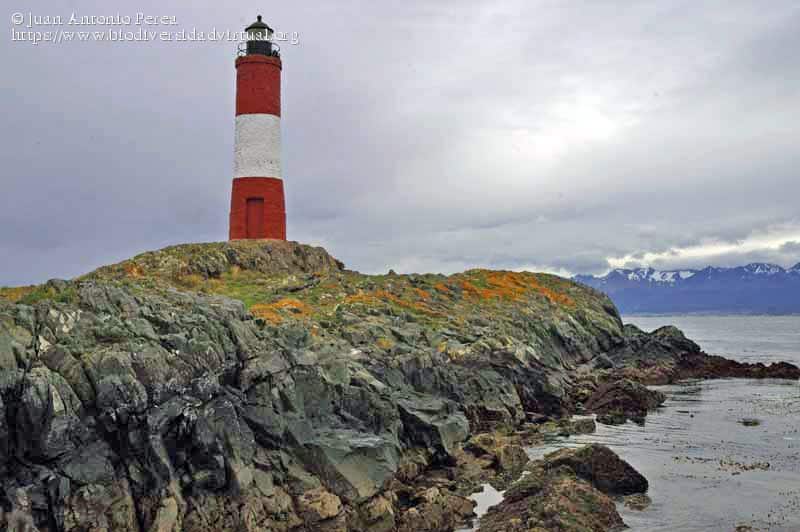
17,285,78,306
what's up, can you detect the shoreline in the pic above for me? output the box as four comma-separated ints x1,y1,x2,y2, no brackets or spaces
452,373,800,531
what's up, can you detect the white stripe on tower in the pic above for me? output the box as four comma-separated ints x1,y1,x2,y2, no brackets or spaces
233,114,282,178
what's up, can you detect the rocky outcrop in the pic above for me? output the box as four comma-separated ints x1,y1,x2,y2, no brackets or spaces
0,241,794,531
675,351,800,380
84,240,344,283
582,379,666,425
0,274,461,531
479,444,646,532
607,324,800,385
541,444,648,495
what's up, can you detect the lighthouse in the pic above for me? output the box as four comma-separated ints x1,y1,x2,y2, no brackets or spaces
229,15,286,240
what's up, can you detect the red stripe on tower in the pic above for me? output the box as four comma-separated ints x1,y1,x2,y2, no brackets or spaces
229,15,286,241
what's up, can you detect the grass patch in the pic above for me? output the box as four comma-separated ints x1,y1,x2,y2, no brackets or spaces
0,284,79,306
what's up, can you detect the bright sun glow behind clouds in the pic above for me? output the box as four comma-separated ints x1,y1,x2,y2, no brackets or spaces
511,92,640,168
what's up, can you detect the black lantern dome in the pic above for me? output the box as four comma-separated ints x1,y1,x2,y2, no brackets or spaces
244,15,276,56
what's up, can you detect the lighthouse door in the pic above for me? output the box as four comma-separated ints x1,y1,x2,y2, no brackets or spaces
245,198,265,238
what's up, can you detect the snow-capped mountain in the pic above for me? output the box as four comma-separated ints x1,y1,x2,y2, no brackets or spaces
578,267,697,285
574,263,800,314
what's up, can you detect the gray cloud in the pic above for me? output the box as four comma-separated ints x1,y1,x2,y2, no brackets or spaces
2,1,799,285
780,241,800,254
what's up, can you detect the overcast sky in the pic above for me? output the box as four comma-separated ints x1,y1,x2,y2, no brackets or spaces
2,1,799,285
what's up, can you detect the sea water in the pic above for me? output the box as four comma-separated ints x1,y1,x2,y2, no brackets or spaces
466,316,800,531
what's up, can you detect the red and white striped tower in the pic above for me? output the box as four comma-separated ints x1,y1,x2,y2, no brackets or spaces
229,15,286,240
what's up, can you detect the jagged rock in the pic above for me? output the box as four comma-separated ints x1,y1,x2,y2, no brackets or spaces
395,392,469,458
395,487,475,532
480,463,624,532
585,378,666,425
58,440,115,487
357,494,395,532
463,433,528,474
676,351,800,380
539,444,649,495
294,486,343,523
611,324,701,365
535,416,598,436
481,445,644,531
16,367,83,460
624,493,652,511
62,480,138,532
298,429,400,503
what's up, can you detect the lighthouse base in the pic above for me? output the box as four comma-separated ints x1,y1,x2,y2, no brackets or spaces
229,177,286,240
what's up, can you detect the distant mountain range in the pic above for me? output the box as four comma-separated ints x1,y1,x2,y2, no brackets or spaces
574,262,800,314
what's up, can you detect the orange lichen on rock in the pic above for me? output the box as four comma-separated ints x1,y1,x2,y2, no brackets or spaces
123,262,144,278
250,303,283,324
345,289,442,317
527,276,575,307
433,282,451,294
459,271,575,307
377,290,443,316
460,280,491,300
270,298,313,316
413,288,431,300
485,271,533,301
250,297,314,324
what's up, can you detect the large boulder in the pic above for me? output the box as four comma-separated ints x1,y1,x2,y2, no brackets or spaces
541,444,648,496
395,392,469,458
297,429,400,503
480,462,625,532
585,378,666,425
15,367,83,460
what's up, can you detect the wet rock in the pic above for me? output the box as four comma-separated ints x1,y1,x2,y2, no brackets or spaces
676,352,800,380
565,416,597,435
536,416,598,436
585,379,666,425
480,464,625,532
624,493,652,510
540,444,649,495
611,324,701,366
482,446,643,530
